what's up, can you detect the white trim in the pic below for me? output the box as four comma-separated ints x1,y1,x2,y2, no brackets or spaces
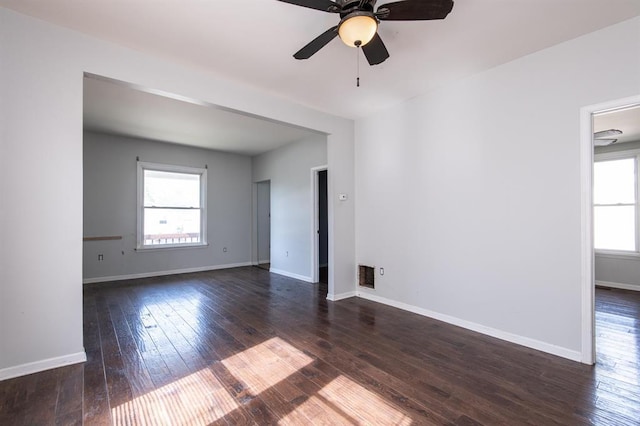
137,161,208,250
311,165,328,283
269,268,313,283
596,280,640,292
0,351,87,381
580,104,596,365
83,262,252,284
325,159,336,301
327,291,357,301
253,180,271,268
595,251,640,260
251,182,258,266
135,242,209,252
356,291,581,362
580,94,640,365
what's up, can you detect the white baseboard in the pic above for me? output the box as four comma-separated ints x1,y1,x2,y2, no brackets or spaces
83,262,253,284
356,291,582,362
596,280,640,292
258,259,270,264
327,291,357,301
269,268,313,283
0,351,86,381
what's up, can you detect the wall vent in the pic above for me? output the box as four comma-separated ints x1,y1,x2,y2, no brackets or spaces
358,265,375,289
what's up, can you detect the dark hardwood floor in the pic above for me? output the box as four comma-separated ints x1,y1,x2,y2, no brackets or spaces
1,269,639,425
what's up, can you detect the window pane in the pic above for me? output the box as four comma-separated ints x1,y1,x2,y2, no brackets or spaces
594,205,635,251
144,170,200,208
143,208,201,246
594,158,635,204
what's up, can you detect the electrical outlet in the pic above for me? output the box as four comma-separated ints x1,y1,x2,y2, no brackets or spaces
98,254,104,261
223,247,228,253
286,251,289,257
380,267,384,276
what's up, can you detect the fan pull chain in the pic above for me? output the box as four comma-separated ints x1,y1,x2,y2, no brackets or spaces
356,45,361,87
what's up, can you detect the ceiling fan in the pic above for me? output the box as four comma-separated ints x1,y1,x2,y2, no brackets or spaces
594,129,623,147
278,0,455,65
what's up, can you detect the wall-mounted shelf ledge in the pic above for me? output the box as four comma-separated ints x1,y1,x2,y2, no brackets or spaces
83,236,123,241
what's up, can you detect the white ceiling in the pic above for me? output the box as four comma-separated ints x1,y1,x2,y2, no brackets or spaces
83,75,323,156
594,105,640,146
5,0,640,154
2,0,639,120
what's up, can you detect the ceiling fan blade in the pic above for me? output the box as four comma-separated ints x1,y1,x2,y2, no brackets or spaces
277,0,340,13
362,33,389,65
294,26,339,60
377,0,454,21
593,138,617,147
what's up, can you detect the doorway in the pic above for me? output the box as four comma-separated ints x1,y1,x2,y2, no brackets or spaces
256,180,271,271
592,104,640,367
318,170,328,284
580,94,640,364
311,166,329,286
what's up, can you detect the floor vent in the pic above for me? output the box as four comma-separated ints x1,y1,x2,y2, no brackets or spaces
359,265,375,289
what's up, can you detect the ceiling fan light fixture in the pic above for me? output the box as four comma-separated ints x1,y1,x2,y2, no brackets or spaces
338,12,378,47
594,129,623,139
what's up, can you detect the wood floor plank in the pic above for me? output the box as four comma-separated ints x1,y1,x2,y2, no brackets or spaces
94,294,135,412
196,272,548,424
82,290,112,425
54,363,84,424
105,296,155,398
2,269,640,424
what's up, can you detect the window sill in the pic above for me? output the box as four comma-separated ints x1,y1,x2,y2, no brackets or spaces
595,250,640,261
136,243,209,252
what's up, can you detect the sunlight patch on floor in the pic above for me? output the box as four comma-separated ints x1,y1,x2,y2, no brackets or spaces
280,375,413,425
222,336,313,394
111,367,237,426
111,337,407,425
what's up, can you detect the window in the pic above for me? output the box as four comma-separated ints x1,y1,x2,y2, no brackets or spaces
137,161,207,249
594,154,637,253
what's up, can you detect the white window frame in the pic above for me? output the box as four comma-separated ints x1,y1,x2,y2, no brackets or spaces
594,149,640,258
136,161,208,250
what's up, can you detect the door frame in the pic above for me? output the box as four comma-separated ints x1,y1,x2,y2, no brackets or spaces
579,94,640,364
252,179,271,267
311,165,328,283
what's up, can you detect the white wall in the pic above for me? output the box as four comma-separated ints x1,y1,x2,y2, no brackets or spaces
83,132,252,281
595,255,640,290
0,8,354,379
1,10,86,377
355,17,640,360
253,137,328,281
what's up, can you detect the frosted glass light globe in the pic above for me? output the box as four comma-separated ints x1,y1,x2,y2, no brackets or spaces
338,14,378,47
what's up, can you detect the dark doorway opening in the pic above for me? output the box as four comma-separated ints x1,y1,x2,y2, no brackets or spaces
318,170,328,284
